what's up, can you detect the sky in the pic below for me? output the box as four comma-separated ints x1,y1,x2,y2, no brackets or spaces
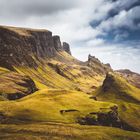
0,0,140,73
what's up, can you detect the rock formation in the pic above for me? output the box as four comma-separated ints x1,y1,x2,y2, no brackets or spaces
87,54,112,74
0,72,37,100
63,42,71,55
0,26,71,70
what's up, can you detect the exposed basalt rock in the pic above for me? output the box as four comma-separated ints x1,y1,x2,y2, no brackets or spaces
53,36,63,51
87,54,112,75
0,26,72,70
102,73,115,92
76,105,134,131
105,63,111,69
77,106,121,127
63,42,71,55
0,72,38,100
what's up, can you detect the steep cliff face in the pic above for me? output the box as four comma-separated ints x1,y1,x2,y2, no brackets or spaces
63,42,71,55
0,26,71,70
0,25,112,93
0,69,37,100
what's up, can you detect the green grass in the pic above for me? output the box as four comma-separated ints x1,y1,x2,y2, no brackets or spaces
96,73,140,103
94,73,140,131
0,89,115,123
0,123,140,140
11,50,104,93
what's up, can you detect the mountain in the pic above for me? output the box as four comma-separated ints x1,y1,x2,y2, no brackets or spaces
0,25,140,140
0,25,70,69
116,69,140,88
95,73,140,131
0,25,111,98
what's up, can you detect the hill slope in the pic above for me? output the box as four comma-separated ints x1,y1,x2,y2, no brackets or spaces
0,25,111,95
117,69,140,88
95,73,140,131
0,25,140,140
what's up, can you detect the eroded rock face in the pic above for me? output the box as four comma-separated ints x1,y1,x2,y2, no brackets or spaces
0,26,71,70
76,105,133,130
53,36,63,51
102,73,115,92
63,42,71,55
0,72,38,100
77,106,120,126
87,54,112,75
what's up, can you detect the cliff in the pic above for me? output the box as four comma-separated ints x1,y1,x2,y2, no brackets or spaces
0,25,112,93
0,26,71,70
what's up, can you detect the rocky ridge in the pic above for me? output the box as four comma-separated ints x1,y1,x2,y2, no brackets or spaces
0,26,71,70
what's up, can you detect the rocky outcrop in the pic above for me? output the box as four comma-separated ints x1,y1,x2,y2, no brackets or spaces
105,63,111,69
77,106,122,127
87,54,112,75
102,73,115,92
53,36,63,51
0,26,71,70
63,42,71,55
0,72,38,100
77,105,135,131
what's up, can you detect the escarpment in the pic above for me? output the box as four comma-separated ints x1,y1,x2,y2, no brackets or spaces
0,26,71,70
0,25,113,91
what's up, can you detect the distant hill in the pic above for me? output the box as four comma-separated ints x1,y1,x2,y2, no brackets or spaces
95,73,140,131
116,69,140,88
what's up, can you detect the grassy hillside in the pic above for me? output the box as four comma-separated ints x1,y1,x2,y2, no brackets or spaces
0,89,115,123
14,52,104,93
0,25,140,140
96,73,140,103
0,123,140,140
0,67,37,100
116,69,140,88
94,73,140,131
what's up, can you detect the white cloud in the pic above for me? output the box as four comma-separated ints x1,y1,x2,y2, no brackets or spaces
72,42,140,73
0,0,140,72
86,39,105,47
114,31,129,42
98,6,140,32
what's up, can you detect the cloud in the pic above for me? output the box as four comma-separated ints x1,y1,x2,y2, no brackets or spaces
72,42,140,73
0,0,107,44
98,6,140,32
0,0,78,18
114,31,129,42
114,0,140,10
0,0,140,72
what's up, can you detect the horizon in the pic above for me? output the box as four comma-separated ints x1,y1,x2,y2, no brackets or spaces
0,0,140,73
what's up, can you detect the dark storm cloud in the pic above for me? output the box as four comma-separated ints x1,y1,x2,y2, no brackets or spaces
108,0,140,18
90,0,140,29
95,0,140,43
0,0,77,18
